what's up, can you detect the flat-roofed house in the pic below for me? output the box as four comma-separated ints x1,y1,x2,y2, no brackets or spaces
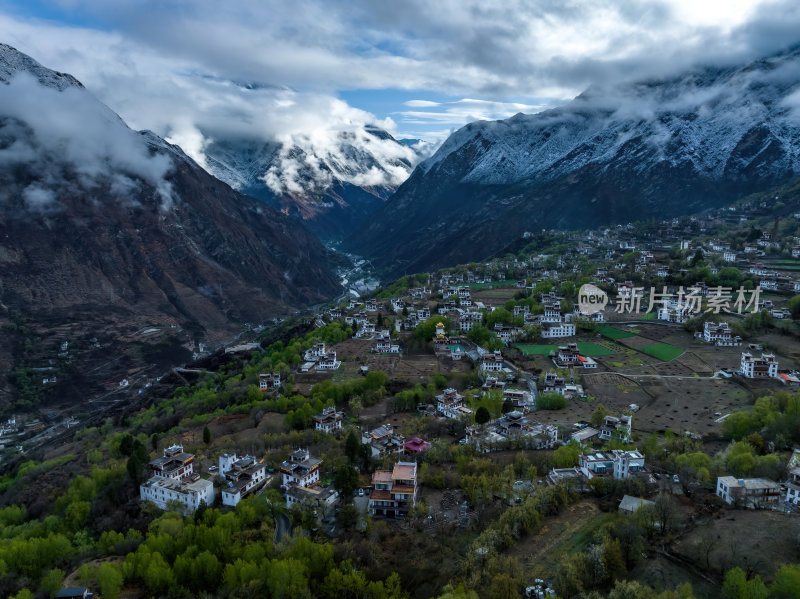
716,476,781,508
368,461,418,519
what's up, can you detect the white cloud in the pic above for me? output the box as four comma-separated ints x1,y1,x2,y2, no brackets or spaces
0,72,174,211
397,98,551,128
1,0,799,154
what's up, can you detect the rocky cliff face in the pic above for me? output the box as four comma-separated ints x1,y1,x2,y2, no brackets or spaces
345,46,800,277
0,43,341,409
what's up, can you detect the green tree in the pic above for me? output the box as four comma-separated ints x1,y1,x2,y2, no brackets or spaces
333,464,360,500
338,504,360,530
97,562,124,599
345,430,361,463
40,568,65,598
436,584,480,599
553,442,581,467
722,567,768,599
536,393,568,410
769,563,800,598
641,432,660,458
602,538,627,583
475,406,491,425
590,404,612,427
203,425,212,445
487,573,521,599
787,295,800,319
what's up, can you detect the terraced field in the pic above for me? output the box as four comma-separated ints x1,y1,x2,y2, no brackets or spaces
599,325,639,340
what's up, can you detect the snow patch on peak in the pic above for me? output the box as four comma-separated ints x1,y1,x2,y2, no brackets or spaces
261,126,421,195
419,47,800,186
0,43,83,91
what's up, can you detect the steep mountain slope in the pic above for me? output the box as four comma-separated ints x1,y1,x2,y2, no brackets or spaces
0,43,341,408
203,126,423,242
346,46,800,277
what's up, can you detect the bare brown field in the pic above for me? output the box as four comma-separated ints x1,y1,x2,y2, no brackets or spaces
636,323,685,342
359,400,425,433
672,510,800,582
759,332,800,367
472,288,518,306
675,352,714,374
619,335,657,350
628,552,716,598
650,360,694,376
582,372,653,405
686,343,744,371
634,378,752,435
332,337,376,361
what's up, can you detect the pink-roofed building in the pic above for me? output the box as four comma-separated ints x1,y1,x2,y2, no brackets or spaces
404,437,430,455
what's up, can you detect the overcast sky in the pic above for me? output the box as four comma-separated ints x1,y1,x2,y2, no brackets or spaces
2,0,800,149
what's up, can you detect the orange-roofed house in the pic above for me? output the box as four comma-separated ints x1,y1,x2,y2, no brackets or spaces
368,461,418,518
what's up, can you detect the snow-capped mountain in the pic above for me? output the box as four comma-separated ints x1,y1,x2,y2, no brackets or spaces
203,126,425,241
0,43,341,405
346,45,800,276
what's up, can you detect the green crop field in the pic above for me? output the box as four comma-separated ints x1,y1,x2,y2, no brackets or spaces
467,279,517,290
639,343,684,361
516,342,615,356
639,312,657,321
599,325,638,340
576,342,615,356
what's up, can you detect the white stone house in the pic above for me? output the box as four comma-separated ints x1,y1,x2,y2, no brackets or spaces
716,476,781,508
304,342,327,360
316,352,341,370
759,279,778,291
259,373,281,390
280,448,321,490
459,311,483,332
361,424,406,457
375,340,400,353
598,414,632,443
481,351,504,371
313,407,344,433
541,322,576,338
701,321,742,346
579,450,646,480
740,352,778,378
219,454,267,507
785,466,800,506
139,445,215,512
436,388,471,419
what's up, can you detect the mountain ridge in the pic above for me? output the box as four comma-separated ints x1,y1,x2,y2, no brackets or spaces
345,45,800,277
0,43,341,409
202,125,425,242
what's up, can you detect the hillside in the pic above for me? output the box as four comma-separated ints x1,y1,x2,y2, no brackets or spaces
0,43,341,410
